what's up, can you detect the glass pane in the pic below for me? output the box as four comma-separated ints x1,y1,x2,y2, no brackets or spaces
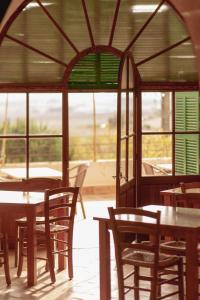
142,92,172,132
142,135,172,176
133,3,188,64
120,139,126,185
112,0,160,51
121,92,126,137
49,0,91,52
29,138,62,175
137,49,198,82
175,134,200,175
128,136,134,180
0,138,26,180
0,38,66,84
86,0,117,45
69,92,117,161
8,0,76,64
95,93,117,160
129,91,134,134
69,92,93,158
29,93,62,134
0,93,26,135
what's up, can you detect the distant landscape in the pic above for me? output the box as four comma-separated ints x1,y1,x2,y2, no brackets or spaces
0,92,164,135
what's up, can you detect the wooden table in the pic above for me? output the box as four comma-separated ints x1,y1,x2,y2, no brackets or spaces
0,190,65,287
160,186,200,205
94,205,200,300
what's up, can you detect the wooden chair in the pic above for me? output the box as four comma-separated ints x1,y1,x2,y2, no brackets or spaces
17,186,79,283
0,233,11,285
142,162,168,176
14,177,62,267
108,207,184,300
161,193,200,255
68,163,89,219
160,193,200,297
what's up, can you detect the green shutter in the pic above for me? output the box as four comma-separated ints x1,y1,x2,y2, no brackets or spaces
68,53,120,89
175,91,199,131
175,91,200,175
175,134,199,175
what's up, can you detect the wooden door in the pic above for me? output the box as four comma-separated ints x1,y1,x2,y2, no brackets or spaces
116,52,137,207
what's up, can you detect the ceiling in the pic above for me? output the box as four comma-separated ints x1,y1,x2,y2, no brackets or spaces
0,0,199,88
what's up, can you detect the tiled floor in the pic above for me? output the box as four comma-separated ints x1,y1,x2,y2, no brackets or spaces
0,198,183,299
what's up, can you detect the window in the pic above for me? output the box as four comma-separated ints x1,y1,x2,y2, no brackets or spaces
142,92,172,176
142,91,200,176
0,93,62,180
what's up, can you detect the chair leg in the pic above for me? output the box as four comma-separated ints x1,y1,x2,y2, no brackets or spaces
134,266,139,300
178,258,184,300
17,228,25,277
3,234,11,286
150,268,158,300
79,192,86,219
68,235,73,279
117,264,125,300
46,235,56,283
14,224,19,268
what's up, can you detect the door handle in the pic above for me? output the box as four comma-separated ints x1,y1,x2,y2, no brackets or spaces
112,173,127,182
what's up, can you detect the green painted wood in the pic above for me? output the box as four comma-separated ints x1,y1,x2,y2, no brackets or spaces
68,53,120,89
175,91,200,175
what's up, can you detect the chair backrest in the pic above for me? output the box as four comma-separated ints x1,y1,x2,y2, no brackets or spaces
142,162,168,176
180,181,200,193
44,186,79,237
69,163,89,188
22,177,62,192
174,193,200,208
108,207,161,272
142,162,155,175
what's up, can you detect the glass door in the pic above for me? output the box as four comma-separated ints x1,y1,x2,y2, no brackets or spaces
116,52,137,207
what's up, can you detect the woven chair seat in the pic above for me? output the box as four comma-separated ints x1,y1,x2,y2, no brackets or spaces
123,250,179,268
161,240,200,256
161,240,186,250
16,216,46,225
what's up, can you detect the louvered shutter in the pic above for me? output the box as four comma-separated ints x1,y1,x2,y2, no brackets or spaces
175,92,200,174
68,53,120,89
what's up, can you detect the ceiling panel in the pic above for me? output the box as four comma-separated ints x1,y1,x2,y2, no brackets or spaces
0,37,65,83
0,0,198,85
7,0,76,65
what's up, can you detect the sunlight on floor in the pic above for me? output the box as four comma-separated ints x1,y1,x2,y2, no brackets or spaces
0,199,181,299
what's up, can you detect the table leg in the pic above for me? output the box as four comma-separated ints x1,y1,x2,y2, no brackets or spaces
99,221,111,300
26,207,37,286
185,230,198,299
163,194,173,206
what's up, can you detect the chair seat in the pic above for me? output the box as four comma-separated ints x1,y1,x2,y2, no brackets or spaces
160,240,186,252
16,216,45,225
160,240,200,255
123,249,180,268
16,216,55,225
36,223,70,233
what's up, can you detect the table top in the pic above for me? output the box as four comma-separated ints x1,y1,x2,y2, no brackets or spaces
157,163,172,173
160,187,200,195
0,190,44,205
1,167,62,179
94,204,200,230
